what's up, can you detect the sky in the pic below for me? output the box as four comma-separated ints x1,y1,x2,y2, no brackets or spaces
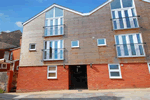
0,0,107,33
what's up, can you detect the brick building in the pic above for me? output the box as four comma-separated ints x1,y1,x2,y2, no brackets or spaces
0,30,22,92
17,0,150,92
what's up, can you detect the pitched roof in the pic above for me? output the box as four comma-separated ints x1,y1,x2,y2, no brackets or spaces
0,30,22,49
23,0,112,25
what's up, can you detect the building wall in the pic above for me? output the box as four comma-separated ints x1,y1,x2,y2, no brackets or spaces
12,49,20,60
17,65,69,92
20,0,150,67
0,50,5,59
87,63,150,89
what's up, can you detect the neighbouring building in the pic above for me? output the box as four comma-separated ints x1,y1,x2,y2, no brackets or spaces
17,0,150,92
0,30,22,92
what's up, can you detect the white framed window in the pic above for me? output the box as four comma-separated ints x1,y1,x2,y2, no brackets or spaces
47,66,57,79
45,7,64,36
71,40,79,48
0,64,7,69
115,33,145,57
97,38,106,46
29,43,36,51
110,0,139,30
108,64,122,79
43,40,64,60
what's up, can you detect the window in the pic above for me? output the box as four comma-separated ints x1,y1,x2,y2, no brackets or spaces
108,64,122,79
45,7,64,36
43,40,64,60
16,66,19,70
0,64,7,69
111,0,139,30
97,38,106,46
47,66,57,79
29,44,36,51
71,40,79,48
115,33,145,57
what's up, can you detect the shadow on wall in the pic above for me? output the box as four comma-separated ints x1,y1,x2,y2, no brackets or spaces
0,93,124,100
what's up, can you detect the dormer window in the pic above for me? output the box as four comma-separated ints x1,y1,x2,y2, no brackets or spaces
45,7,64,36
111,0,139,30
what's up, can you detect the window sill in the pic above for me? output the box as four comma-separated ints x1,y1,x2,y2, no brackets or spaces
113,27,139,31
43,59,64,61
110,77,122,79
47,77,57,79
117,55,146,58
98,45,107,47
71,46,80,49
43,34,64,37
29,49,36,52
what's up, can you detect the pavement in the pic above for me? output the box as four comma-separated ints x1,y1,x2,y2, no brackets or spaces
0,88,150,100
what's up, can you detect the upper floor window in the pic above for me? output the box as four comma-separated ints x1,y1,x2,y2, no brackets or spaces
43,40,64,60
111,0,139,30
45,7,64,36
115,33,145,57
97,38,106,46
29,43,36,51
71,40,79,48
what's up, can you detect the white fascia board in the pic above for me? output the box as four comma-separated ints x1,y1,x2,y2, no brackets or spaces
23,0,113,26
143,0,150,3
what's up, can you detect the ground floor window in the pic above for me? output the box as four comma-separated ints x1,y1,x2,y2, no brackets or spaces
108,64,122,79
47,66,57,79
147,63,150,73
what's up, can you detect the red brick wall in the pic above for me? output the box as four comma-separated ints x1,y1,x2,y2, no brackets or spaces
17,65,69,92
87,63,150,89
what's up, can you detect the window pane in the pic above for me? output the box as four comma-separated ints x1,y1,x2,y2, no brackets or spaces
111,0,121,9
133,18,138,28
110,65,119,69
49,42,52,59
55,41,58,59
136,34,141,43
115,36,119,45
129,35,136,55
55,7,63,17
131,9,135,17
112,11,116,19
124,10,131,28
45,42,47,49
122,0,133,8
46,8,54,18
31,44,35,49
122,36,129,56
50,20,53,36
110,72,120,76
49,67,56,71
117,46,121,56
72,41,78,47
139,45,144,55
55,19,58,35
48,73,56,77
118,11,124,29
45,28,48,36
44,51,47,59
113,21,117,29
98,39,105,45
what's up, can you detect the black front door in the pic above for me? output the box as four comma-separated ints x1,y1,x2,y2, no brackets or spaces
69,65,88,89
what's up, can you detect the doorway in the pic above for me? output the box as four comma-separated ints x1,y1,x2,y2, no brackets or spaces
69,65,88,89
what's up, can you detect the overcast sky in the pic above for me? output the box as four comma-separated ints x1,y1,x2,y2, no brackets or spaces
0,0,106,33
